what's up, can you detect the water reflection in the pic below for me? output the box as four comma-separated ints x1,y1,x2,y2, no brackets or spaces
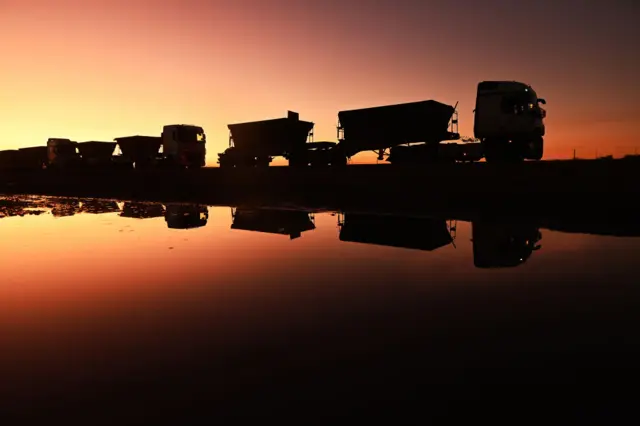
2,194,640,421
165,204,209,229
0,196,47,218
77,199,120,215
230,207,316,239
50,198,80,217
337,213,456,251
120,201,165,219
471,221,542,268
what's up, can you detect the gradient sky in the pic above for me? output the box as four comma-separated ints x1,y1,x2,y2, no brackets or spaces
2,0,638,164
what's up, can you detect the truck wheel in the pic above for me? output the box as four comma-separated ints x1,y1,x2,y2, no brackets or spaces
530,137,544,160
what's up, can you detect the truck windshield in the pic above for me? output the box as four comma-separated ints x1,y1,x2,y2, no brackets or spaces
177,127,205,143
502,90,540,115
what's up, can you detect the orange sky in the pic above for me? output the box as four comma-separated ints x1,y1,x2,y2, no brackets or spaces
1,0,638,165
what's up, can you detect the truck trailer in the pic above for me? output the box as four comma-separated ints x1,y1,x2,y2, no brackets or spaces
218,111,344,168
337,80,546,165
337,100,461,163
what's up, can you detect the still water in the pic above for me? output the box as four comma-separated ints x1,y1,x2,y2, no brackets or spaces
1,195,640,421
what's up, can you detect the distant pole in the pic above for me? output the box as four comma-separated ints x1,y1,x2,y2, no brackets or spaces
573,149,576,160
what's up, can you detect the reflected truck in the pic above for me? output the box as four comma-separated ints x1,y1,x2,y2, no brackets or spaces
78,199,121,214
472,221,542,268
337,213,456,251
120,202,166,219
230,208,316,239
165,204,209,229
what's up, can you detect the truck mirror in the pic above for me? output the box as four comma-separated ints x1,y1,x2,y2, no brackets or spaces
538,98,546,105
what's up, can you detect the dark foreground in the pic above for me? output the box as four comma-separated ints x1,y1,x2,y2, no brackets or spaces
1,159,638,221
2,161,640,423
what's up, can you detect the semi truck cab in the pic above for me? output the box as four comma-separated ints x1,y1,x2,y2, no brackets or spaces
46,138,81,168
161,124,206,168
473,81,546,162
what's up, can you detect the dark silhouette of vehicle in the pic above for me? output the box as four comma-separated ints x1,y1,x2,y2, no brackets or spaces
472,221,542,268
0,146,49,171
76,141,117,168
120,202,166,219
337,213,456,251
337,100,460,163
218,111,343,168
165,204,208,229
230,207,316,239
114,125,206,169
474,81,546,162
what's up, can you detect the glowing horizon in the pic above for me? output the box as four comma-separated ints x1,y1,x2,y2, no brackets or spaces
2,0,638,165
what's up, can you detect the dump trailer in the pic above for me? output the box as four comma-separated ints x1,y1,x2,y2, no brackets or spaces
472,221,542,268
165,204,209,229
218,111,321,168
230,208,316,239
0,150,19,172
474,81,546,162
76,141,117,167
114,136,162,169
16,146,48,170
338,213,454,251
337,100,460,161
120,202,166,219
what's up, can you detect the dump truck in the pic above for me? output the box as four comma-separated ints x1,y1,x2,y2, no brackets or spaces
474,81,546,162
76,142,118,168
114,124,206,169
338,213,455,251
335,80,546,164
472,221,542,268
218,111,346,168
337,100,461,163
8,146,49,170
230,207,316,239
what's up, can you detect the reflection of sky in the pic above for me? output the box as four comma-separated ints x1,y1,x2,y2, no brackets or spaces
1,203,639,408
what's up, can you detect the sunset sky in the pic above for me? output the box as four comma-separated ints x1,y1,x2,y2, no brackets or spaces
2,0,638,165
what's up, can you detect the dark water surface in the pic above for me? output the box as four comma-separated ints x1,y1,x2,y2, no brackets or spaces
1,195,639,422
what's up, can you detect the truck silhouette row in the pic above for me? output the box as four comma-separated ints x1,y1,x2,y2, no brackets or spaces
0,81,546,170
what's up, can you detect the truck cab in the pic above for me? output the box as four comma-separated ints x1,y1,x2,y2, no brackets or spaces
46,138,81,169
473,81,546,162
161,125,206,168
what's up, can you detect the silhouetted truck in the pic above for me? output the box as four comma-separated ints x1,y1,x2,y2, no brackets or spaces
474,81,546,162
338,213,455,251
114,124,206,169
218,111,345,168
76,141,117,167
337,100,461,163
336,80,546,164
